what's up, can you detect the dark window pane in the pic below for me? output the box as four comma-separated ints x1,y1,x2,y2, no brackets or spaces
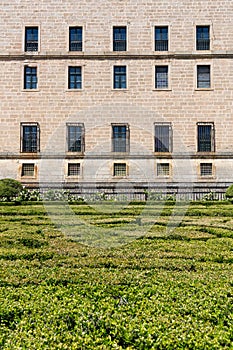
197,65,210,88
68,163,80,176
196,26,210,50
113,27,127,51
22,163,35,176
155,125,170,152
68,125,83,152
155,27,168,51
22,125,38,152
200,163,212,176
114,163,126,176
155,66,168,89
25,27,38,52
69,27,82,51
24,66,37,89
114,66,126,89
68,67,82,89
198,125,212,152
112,125,129,152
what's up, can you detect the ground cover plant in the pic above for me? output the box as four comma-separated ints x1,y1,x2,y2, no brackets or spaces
0,201,233,349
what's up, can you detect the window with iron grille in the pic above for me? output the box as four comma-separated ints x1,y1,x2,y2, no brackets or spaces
200,163,213,176
68,163,81,176
68,66,82,89
25,27,38,52
197,65,211,88
21,163,35,177
69,27,82,51
154,123,172,152
197,123,214,152
113,66,127,89
112,124,129,152
113,26,127,51
113,163,127,177
155,66,168,89
21,123,39,153
24,66,37,89
196,26,210,50
155,26,168,51
67,124,84,152
157,163,170,176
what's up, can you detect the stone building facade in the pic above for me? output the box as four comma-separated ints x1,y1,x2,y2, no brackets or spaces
0,0,233,197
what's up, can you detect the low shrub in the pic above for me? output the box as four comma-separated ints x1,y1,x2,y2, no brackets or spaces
0,179,23,201
225,184,233,199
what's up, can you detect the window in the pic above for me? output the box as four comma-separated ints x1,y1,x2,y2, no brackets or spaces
113,26,127,51
67,124,84,152
21,123,39,153
112,124,129,152
197,123,215,152
25,27,38,52
197,65,211,88
68,67,82,89
157,163,170,176
69,27,82,51
155,66,168,89
155,26,168,51
68,163,81,176
21,163,35,177
196,26,210,50
113,163,127,177
200,163,213,176
113,66,127,89
24,66,37,89
154,123,172,152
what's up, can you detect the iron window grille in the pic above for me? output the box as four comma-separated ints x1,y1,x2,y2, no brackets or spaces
155,26,168,51
68,163,81,176
113,163,127,177
155,66,168,89
200,163,213,176
113,66,127,89
196,26,210,50
25,27,38,52
68,66,82,89
21,123,39,153
69,27,82,51
113,26,127,51
67,124,85,152
197,123,215,152
154,123,172,152
24,66,37,89
197,65,211,88
21,163,35,177
112,124,130,152
157,163,170,176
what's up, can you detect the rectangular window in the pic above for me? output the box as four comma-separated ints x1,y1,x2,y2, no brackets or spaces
155,123,172,152
67,124,84,152
113,66,127,89
196,26,210,50
197,65,211,88
69,27,82,51
113,163,127,177
68,66,82,89
157,163,170,176
21,123,39,153
24,66,37,89
113,26,127,51
200,163,213,176
197,123,214,152
155,66,168,89
155,26,168,51
25,27,38,52
68,163,81,176
21,163,35,177
112,124,129,152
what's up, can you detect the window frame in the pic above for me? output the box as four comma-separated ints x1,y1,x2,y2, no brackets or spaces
113,162,128,177
67,162,81,177
69,26,83,52
197,122,215,153
154,65,170,90
113,65,127,90
196,25,210,51
156,162,171,177
20,122,40,153
154,122,172,153
199,162,213,177
196,64,211,90
21,163,36,178
66,123,85,153
23,65,38,90
68,66,82,90
154,26,169,52
24,26,39,53
111,123,130,153
112,26,127,52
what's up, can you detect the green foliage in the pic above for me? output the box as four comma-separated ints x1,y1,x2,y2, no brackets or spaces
0,179,23,201
225,184,233,199
0,203,233,348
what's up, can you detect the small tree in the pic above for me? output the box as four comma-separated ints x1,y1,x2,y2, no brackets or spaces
225,184,233,200
0,178,23,201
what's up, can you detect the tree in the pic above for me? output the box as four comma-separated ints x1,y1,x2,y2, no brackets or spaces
0,178,23,201
225,184,233,200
